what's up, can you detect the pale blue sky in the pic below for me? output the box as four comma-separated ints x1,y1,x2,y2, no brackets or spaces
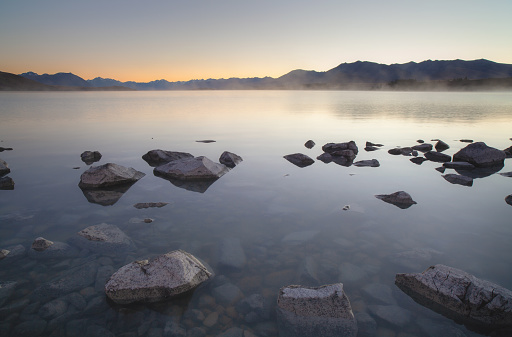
1,0,511,81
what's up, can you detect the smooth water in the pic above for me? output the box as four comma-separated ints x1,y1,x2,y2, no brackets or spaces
0,91,511,337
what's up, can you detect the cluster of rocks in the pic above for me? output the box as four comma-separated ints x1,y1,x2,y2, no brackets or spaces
284,140,380,168
0,157,14,190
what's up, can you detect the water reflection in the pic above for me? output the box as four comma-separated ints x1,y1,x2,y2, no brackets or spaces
80,184,134,206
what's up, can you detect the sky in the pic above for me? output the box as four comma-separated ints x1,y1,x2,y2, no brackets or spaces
1,0,512,82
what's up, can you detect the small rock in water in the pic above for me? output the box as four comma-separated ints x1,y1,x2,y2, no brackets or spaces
72,167,80,170
133,202,169,209
80,151,102,165
31,237,54,251
143,218,153,223
416,139,424,143
219,151,243,168
79,163,145,189
196,139,216,143
0,176,14,190
353,159,380,167
434,140,450,152
0,158,10,176
304,140,315,149
442,174,473,187
460,139,474,143
499,172,512,178
0,147,13,152
342,205,350,211
366,141,383,147
375,191,417,209
435,166,446,173
424,151,451,162
410,157,427,165
0,249,10,260
505,195,512,206
283,153,314,168
411,143,433,152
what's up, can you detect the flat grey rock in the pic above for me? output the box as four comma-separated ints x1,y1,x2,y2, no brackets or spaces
395,264,512,328
277,283,358,337
105,250,213,304
453,142,506,167
154,156,228,180
375,191,417,209
79,163,145,188
142,149,194,167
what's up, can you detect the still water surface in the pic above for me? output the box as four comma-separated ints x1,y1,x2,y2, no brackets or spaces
0,91,511,336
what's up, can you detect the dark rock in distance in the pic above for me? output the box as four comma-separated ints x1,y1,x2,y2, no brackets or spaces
196,140,216,143
353,159,380,167
0,147,13,152
435,167,446,173
442,174,473,187
322,141,358,156
80,151,102,165
434,140,450,152
424,151,451,162
499,171,512,178
283,153,314,168
0,158,10,176
453,142,506,167
375,191,417,209
395,264,512,331
416,139,424,144
366,141,383,147
79,163,145,189
411,143,433,152
364,146,379,152
506,195,512,206
304,140,315,149
388,147,413,156
31,237,54,251
219,151,243,168
142,149,194,167
460,139,473,143
0,176,14,190
410,157,427,165
316,153,332,163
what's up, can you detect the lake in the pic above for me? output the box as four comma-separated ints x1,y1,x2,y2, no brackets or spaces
1,90,511,336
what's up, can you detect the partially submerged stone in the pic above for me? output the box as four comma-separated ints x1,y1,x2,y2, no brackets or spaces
71,223,136,254
27,241,79,260
0,249,10,260
353,159,380,167
154,156,228,180
375,191,417,209
80,151,102,165
0,158,10,176
322,141,359,156
410,157,427,165
283,153,314,168
219,151,243,168
31,237,54,251
424,151,451,162
453,142,506,167
133,202,169,209
276,283,358,337
442,174,473,187
0,176,14,190
304,140,315,149
435,140,450,152
395,264,512,330
105,250,213,304
78,163,145,189
499,171,512,178
142,149,194,167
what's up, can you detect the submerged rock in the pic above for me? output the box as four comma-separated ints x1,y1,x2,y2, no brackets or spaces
395,264,512,330
353,159,380,167
375,191,417,209
219,151,243,168
276,283,358,337
80,151,102,165
142,149,194,167
27,241,79,259
0,281,17,307
105,250,213,304
425,151,451,162
283,153,314,167
78,163,145,189
70,223,136,254
31,237,54,251
154,156,229,180
0,158,10,176
442,174,473,187
0,176,14,190
217,237,246,271
304,140,315,149
133,202,169,209
453,142,506,167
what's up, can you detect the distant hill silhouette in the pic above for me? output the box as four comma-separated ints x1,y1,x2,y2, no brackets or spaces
7,59,512,91
1,72,133,91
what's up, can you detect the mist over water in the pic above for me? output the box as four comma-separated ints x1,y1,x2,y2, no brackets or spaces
0,90,511,336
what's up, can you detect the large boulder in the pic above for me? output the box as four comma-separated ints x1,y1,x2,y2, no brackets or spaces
283,153,314,167
69,223,136,254
78,163,145,189
105,250,213,304
154,156,228,180
453,142,506,167
276,283,358,337
375,191,417,209
395,264,512,329
142,149,194,167
219,151,243,168
0,158,10,176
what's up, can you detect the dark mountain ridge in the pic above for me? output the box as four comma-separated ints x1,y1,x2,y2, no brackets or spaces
10,59,512,91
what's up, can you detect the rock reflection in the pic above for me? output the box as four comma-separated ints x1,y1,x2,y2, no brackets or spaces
80,184,134,206
154,174,218,193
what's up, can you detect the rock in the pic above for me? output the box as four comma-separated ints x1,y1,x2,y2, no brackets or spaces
31,237,54,251
154,156,228,180
322,141,359,156
435,167,446,173
196,139,216,143
453,142,506,167
0,158,10,176
395,264,512,328
163,321,186,337
505,195,512,206
460,139,473,143
331,155,354,167
503,146,512,158
133,202,169,209
0,244,25,263
443,162,475,170
353,159,380,167
32,261,98,302
219,151,243,168
316,153,332,163
304,140,315,149
0,281,17,307
28,241,79,259
410,157,427,165
375,191,417,209
442,174,473,187
217,327,243,337
0,249,9,260
142,149,194,167
71,223,136,254
39,299,68,319
237,294,269,323
366,141,383,147
388,147,413,156
283,153,314,167
364,146,379,152
368,304,411,327
0,147,13,152
203,311,219,327
0,176,14,190
499,171,512,177
435,140,450,152
105,250,213,304
80,151,102,165
417,139,425,143
412,143,433,152
424,151,451,162
78,163,145,188
276,283,358,337
218,237,246,271
212,282,243,305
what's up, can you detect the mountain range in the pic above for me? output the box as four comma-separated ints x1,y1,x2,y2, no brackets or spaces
3,59,512,91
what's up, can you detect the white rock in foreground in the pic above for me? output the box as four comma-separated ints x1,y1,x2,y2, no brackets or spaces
276,283,358,337
79,163,145,188
395,264,512,328
105,250,213,304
